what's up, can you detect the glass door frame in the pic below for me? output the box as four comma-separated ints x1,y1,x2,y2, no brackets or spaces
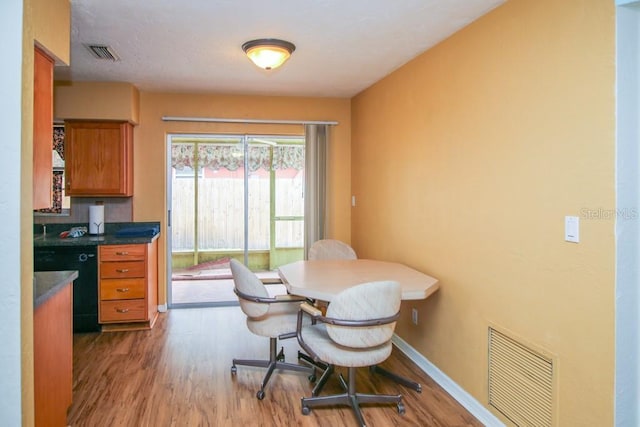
165,133,304,308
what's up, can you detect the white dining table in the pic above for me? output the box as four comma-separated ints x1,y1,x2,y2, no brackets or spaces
277,259,440,302
277,258,440,393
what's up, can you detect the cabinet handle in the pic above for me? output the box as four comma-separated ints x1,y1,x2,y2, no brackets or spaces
116,251,129,256
115,308,129,313
116,269,129,273
116,288,130,292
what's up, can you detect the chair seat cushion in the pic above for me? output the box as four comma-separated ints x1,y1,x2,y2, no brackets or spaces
247,302,309,337
300,323,392,367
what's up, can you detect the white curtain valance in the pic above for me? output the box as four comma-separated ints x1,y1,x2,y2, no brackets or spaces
171,144,304,172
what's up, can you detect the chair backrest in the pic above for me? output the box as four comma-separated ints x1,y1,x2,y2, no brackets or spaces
308,239,357,260
230,259,269,318
325,280,401,348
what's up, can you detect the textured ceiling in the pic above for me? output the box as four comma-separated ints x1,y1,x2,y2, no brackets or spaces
55,0,504,97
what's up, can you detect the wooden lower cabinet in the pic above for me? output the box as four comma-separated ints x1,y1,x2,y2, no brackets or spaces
98,239,158,331
34,282,72,427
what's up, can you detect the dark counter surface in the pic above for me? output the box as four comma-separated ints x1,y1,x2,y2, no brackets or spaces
34,221,160,248
34,270,79,308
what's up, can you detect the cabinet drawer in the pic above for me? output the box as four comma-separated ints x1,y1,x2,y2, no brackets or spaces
100,299,146,322
100,261,145,279
100,244,145,262
100,278,145,300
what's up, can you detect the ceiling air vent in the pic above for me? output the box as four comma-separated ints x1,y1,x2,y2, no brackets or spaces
85,44,119,61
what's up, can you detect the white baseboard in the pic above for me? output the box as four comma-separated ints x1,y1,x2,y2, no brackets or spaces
392,334,504,427
157,304,168,313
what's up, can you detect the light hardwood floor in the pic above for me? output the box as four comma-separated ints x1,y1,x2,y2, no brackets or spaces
69,307,483,426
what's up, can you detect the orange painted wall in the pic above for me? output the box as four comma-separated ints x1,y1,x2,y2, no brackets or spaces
135,92,351,305
55,81,140,123
21,0,70,425
351,0,615,425
29,0,70,64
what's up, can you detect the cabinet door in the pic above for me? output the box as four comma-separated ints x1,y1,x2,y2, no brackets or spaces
34,282,72,426
33,47,54,209
65,121,133,196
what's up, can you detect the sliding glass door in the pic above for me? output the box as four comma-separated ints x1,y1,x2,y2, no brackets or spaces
167,134,305,307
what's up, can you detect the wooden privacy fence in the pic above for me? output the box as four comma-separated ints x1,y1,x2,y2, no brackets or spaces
171,175,303,252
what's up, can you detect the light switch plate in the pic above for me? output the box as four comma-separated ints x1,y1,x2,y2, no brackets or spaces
565,216,579,243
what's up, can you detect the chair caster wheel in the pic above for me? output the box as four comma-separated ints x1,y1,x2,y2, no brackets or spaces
256,390,265,400
231,366,237,374
301,405,311,415
397,402,405,415
308,374,316,382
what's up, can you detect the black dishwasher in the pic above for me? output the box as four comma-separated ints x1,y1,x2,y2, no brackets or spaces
34,246,100,332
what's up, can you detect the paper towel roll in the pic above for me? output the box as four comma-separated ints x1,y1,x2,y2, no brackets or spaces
89,205,105,235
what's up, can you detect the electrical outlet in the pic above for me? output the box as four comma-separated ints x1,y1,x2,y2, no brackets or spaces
412,308,418,325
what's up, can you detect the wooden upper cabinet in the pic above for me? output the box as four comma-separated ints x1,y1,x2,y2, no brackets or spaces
64,120,133,196
33,47,54,209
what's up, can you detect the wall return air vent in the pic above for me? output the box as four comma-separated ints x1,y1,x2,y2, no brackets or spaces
488,327,555,427
85,44,119,61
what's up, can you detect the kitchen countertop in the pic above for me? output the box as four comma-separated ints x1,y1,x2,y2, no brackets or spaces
34,270,79,308
34,221,160,248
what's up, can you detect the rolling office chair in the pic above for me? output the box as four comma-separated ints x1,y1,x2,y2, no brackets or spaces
301,238,358,393
296,280,404,427
308,239,357,260
229,259,314,400
306,238,423,394
301,238,359,391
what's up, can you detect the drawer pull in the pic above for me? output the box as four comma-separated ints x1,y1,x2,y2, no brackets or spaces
115,308,129,313
116,251,129,256
116,269,129,273
116,288,130,293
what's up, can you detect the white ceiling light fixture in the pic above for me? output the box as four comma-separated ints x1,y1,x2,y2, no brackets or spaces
242,38,295,70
